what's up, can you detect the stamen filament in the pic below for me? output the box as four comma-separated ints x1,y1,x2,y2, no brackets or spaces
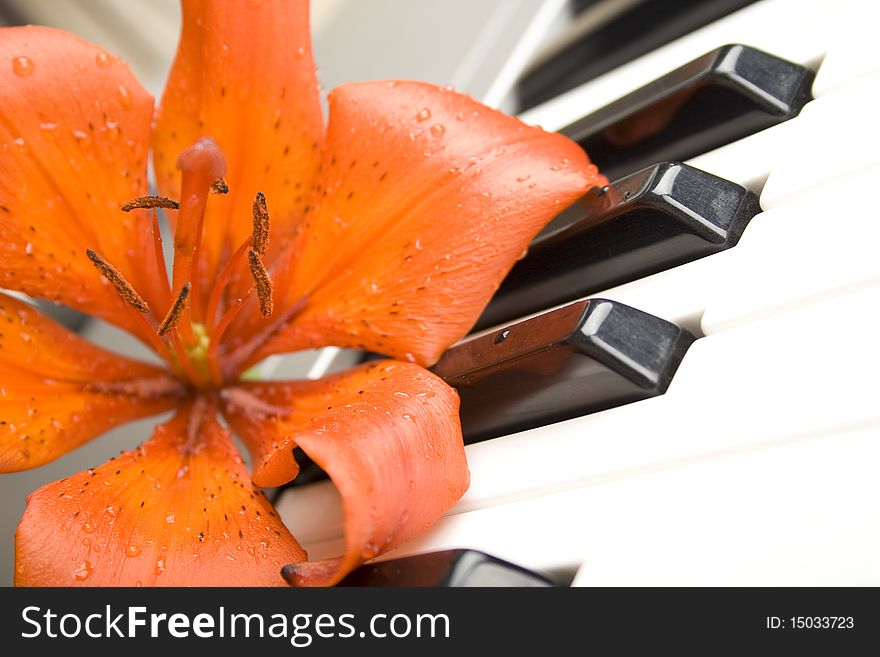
158,282,191,336
205,239,251,334
122,302,173,360
167,330,203,387
121,195,180,212
222,295,308,380
85,248,150,313
247,250,274,318
207,297,245,386
150,211,172,305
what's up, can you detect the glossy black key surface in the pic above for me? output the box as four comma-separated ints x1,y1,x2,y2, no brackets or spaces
560,44,814,181
435,299,695,444
336,549,555,587
518,0,758,110
475,162,759,331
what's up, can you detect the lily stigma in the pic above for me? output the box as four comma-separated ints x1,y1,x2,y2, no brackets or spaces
0,0,604,586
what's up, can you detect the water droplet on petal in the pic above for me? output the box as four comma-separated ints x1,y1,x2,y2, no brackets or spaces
73,560,92,581
95,51,111,67
516,175,530,182
126,545,142,558
12,137,25,146
155,558,166,575
416,108,431,122
40,122,58,132
82,522,95,533
117,84,132,110
166,514,175,524
430,124,445,137
12,56,33,77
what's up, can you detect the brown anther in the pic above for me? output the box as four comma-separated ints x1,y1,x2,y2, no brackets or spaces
85,248,150,313
120,195,180,212
251,192,270,257
210,177,229,194
247,250,273,318
157,282,191,336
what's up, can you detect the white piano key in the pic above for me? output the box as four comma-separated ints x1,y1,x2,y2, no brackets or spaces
759,72,880,209
812,7,880,97
304,424,880,583
518,0,839,132
701,168,880,334
571,424,880,585
560,159,880,337
277,284,880,578
684,119,791,193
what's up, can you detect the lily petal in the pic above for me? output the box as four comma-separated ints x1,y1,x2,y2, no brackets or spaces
152,0,323,314
233,81,604,371
15,406,307,586
0,26,164,336
0,293,182,472
222,360,468,587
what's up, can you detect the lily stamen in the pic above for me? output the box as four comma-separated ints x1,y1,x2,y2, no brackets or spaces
157,282,191,336
247,250,273,318
85,248,150,313
251,191,270,257
210,177,229,195
120,195,180,212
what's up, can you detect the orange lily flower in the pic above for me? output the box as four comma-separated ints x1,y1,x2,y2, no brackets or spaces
1,0,604,587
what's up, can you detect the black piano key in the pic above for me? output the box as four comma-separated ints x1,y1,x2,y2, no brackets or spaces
475,161,759,331
435,299,695,444
560,44,814,181
518,0,758,110
336,549,555,587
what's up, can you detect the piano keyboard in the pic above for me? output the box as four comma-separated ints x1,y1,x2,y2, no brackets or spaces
275,0,880,586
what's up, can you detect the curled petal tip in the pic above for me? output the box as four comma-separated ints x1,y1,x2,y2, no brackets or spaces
280,562,299,585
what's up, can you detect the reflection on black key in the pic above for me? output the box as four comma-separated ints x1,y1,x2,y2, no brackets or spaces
475,162,759,331
337,549,555,587
561,44,814,181
519,0,758,110
435,299,695,444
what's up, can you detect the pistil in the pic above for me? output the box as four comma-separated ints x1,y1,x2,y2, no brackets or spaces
171,137,227,329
